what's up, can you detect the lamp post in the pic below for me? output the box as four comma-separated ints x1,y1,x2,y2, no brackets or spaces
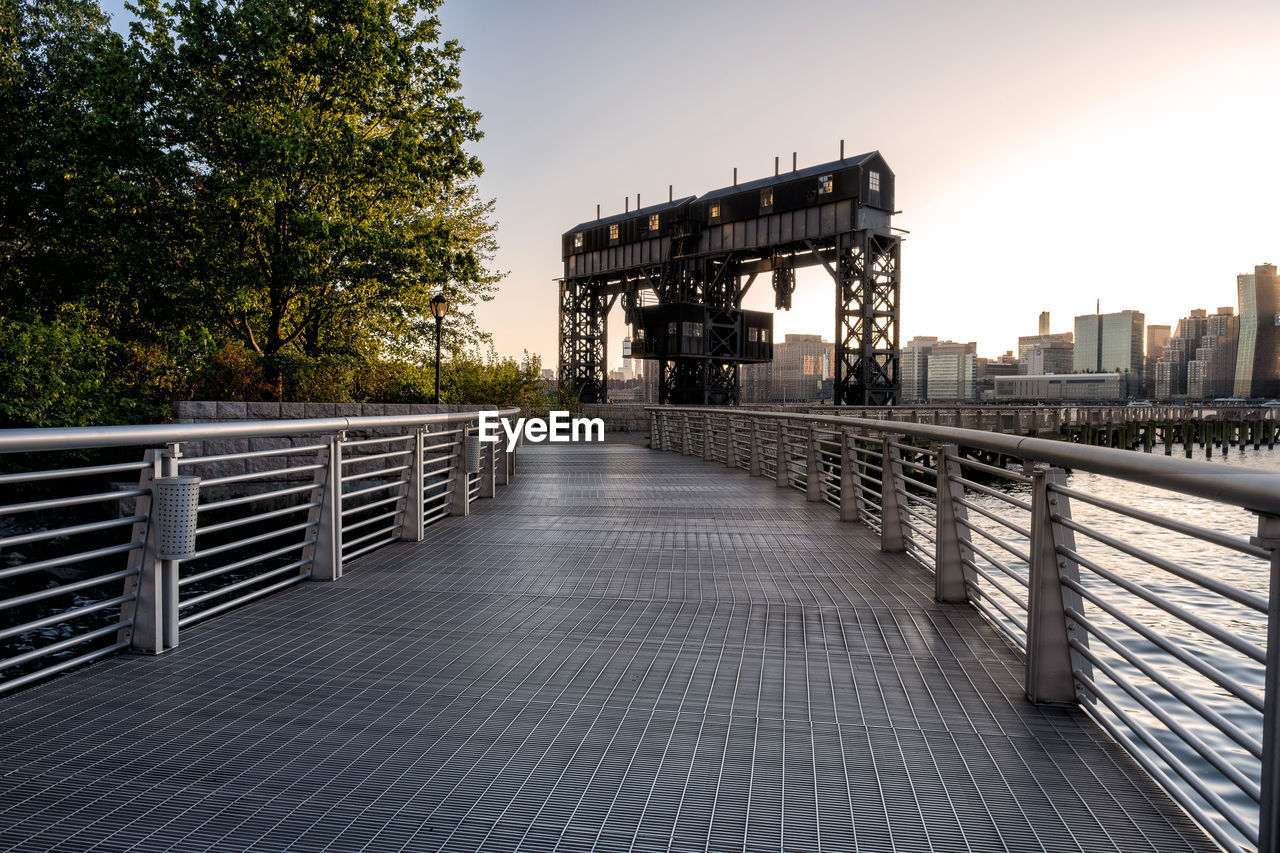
430,293,449,405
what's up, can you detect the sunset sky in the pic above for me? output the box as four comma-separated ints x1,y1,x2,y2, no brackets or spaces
105,0,1280,368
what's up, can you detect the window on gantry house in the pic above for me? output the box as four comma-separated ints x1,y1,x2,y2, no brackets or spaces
818,174,833,195
648,214,659,231
667,322,677,337
710,202,721,219
609,223,619,240
749,328,759,342
869,170,881,192
760,187,773,209
573,232,583,248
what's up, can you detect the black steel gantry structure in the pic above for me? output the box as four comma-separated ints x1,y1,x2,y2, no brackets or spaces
558,150,901,405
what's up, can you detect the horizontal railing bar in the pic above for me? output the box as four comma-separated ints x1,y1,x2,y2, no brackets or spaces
1060,576,1263,711
0,460,148,485
197,482,318,513
953,496,1032,539
0,568,138,611
0,621,126,672
0,515,145,549
422,440,459,453
962,571,1029,633
1061,545,1265,663
342,534,400,563
340,448,413,466
961,538,1031,589
896,456,936,476
1073,668,1258,846
421,460,456,478
950,475,1034,511
0,594,134,643
896,501,936,528
0,641,131,696
422,506,450,526
201,463,324,487
977,601,1027,650
0,489,148,516
1069,637,1261,802
1066,605,1263,758
176,443,327,466
179,574,308,627
948,453,1032,483
179,538,316,587
343,509,403,536
0,541,142,583
648,407,1280,515
180,560,311,609
342,479,405,501
900,518,937,545
1056,517,1269,614
196,502,318,536
956,516,1032,565
185,521,315,562
898,475,939,495
343,524,400,553
0,409,516,455
341,493,403,517
341,464,411,485
1050,483,1270,560
340,434,416,448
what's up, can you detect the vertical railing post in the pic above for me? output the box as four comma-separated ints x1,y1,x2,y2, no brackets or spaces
479,438,495,498
749,418,762,476
703,414,714,461
682,413,692,456
1026,467,1085,705
650,410,660,450
805,425,822,501
776,420,789,488
451,424,472,517
1255,513,1280,853
725,416,737,468
879,435,906,552
495,433,510,487
157,444,182,651
934,443,973,603
400,427,425,541
312,432,343,581
839,429,864,523
125,449,161,653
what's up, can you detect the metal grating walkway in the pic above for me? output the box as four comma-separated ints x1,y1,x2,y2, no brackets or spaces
0,443,1215,852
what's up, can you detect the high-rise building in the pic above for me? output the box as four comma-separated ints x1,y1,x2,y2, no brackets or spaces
1156,309,1207,398
900,336,939,402
1018,333,1073,375
1233,263,1280,399
1187,308,1238,399
760,334,832,402
925,341,978,401
1038,311,1051,335
1074,310,1144,379
1143,325,1171,397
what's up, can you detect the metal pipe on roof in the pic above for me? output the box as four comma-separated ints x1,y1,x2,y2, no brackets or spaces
840,139,845,160
775,156,779,176
733,167,737,186
792,152,797,172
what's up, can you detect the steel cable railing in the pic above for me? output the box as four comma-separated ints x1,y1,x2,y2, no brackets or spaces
0,408,516,696
648,405,1280,853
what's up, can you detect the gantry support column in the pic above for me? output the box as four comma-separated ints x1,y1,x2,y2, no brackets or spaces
833,230,900,406
558,278,608,404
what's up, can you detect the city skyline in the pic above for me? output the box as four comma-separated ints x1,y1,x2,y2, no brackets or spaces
93,1,1280,370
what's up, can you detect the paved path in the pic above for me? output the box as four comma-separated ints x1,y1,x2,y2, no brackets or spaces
0,443,1213,852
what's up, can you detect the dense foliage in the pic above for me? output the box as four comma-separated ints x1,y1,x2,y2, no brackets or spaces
0,0,534,426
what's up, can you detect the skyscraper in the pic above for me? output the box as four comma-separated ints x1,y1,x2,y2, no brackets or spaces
1073,310,1144,377
1233,263,1280,398
1144,325,1171,397
1038,311,1050,335
900,336,939,402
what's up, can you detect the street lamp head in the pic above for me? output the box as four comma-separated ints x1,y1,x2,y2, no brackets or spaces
430,293,450,320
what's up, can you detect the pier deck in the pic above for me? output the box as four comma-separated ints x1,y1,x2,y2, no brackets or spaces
0,444,1214,852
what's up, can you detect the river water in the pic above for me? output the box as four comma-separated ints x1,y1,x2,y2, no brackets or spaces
959,442,1278,850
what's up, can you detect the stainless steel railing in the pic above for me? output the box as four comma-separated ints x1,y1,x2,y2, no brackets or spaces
649,405,1280,853
0,409,519,696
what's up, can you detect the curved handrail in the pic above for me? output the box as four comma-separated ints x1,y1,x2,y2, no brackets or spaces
646,406,1280,516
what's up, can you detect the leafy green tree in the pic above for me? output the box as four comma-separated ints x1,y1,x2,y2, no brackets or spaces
131,0,501,375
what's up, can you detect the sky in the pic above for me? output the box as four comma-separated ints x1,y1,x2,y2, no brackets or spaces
102,0,1280,369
